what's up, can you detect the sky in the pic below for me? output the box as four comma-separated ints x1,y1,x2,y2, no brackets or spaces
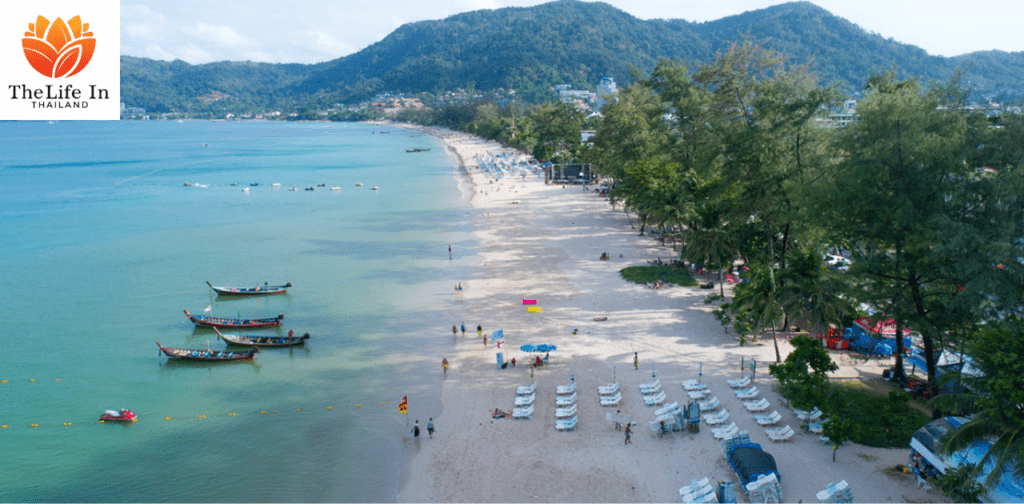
120,0,1024,65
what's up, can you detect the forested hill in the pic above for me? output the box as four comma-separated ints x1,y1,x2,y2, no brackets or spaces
121,0,1024,113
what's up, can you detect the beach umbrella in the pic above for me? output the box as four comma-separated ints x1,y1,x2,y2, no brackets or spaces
536,344,557,353
651,363,656,379
519,344,537,352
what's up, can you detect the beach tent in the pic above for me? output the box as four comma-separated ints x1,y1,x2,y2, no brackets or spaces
853,317,913,337
910,417,1024,502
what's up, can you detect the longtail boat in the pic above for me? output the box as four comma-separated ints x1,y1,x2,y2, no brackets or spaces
183,308,283,328
213,327,309,347
206,280,291,296
156,340,258,361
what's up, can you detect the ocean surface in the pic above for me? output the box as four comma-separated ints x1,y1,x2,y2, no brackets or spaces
0,120,476,502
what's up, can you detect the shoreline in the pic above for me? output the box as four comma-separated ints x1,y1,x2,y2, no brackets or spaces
389,122,937,503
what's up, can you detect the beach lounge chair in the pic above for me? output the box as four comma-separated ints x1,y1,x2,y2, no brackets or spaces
516,383,537,396
735,386,759,399
703,409,729,426
511,404,534,419
727,376,751,388
808,419,828,434
687,389,709,400
600,392,622,406
639,379,661,394
682,379,708,391
712,422,739,440
743,398,770,412
555,404,577,418
679,477,710,499
598,382,619,396
828,480,854,503
555,392,577,406
644,390,667,406
514,393,535,406
655,402,680,417
681,484,715,503
555,415,578,431
556,382,577,395
697,397,719,411
766,425,795,442
914,468,931,491
755,411,782,426
795,406,823,422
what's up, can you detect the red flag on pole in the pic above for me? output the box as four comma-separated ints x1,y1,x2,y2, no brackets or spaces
398,396,408,414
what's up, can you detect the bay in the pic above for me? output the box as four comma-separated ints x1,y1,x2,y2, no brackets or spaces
0,120,474,502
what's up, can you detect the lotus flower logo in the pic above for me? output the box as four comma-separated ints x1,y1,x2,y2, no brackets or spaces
22,15,96,78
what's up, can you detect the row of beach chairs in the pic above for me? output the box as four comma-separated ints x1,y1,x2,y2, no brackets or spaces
556,382,578,431
678,477,715,503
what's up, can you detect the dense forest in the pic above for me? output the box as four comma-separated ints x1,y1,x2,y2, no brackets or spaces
121,1,1024,114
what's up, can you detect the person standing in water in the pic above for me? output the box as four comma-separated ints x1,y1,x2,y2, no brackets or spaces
442,357,449,377
633,352,638,370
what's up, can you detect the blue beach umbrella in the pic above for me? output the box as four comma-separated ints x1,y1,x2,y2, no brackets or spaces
519,344,537,352
535,344,557,353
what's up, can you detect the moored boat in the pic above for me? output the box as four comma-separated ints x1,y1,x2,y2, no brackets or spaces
183,308,284,328
99,409,137,422
206,280,291,296
156,340,258,361
214,327,310,347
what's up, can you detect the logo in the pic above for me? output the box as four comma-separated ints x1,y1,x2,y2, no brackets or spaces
22,15,96,78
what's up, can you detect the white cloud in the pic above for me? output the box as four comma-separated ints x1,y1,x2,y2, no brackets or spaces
184,22,249,48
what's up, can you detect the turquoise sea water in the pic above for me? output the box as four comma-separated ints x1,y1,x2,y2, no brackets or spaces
0,121,474,502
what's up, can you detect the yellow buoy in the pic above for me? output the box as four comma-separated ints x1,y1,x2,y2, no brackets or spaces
356,404,362,408
272,410,277,414
198,414,206,419
296,408,301,412
99,420,104,423
260,411,267,415
2,424,7,429
29,379,34,382
326,406,333,410
55,378,61,382
165,416,171,421
31,424,39,428
1,379,7,383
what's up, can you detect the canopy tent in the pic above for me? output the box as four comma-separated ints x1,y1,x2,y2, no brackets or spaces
911,417,1024,503
853,317,913,337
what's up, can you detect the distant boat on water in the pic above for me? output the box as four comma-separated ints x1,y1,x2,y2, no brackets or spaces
206,280,291,296
214,327,310,347
405,147,431,153
156,340,258,361
183,308,283,328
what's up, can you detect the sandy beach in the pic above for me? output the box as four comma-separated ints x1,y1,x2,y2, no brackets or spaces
393,124,940,503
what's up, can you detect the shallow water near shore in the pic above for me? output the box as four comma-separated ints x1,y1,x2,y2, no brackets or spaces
0,121,475,502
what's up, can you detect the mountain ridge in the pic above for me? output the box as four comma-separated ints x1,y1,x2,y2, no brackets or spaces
121,1,1024,113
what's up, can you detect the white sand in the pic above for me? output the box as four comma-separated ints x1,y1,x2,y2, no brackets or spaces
393,124,940,503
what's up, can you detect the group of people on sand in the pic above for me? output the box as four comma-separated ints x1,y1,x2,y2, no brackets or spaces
411,418,436,439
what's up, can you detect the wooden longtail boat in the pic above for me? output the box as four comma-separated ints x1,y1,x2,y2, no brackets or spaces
206,280,291,296
156,340,258,361
183,309,283,328
213,327,309,347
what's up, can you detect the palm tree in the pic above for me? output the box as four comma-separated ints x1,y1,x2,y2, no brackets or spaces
776,249,854,340
932,319,1024,498
682,205,737,298
730,263,786,363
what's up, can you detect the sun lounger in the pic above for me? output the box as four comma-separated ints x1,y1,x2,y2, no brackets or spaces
795,407,823,422
703,409,729,426
679,477,710,499
555,415,578,431
598,382,619,395
643,390,667,406
755,411,782,426
555,392,576,406
682,379,708,391
655,402,680,417
512,404,534,419
681,484,716,503
600,391,622,406
734,386,759,399
516,382,537,396
742,398,769,412
639,379,661,394
809,419,827,434
686,389,709,400
766,425,795,442
555,404,577,418
514,393,535,406
697,397,719,411
727,376,751,388
712,422,739,440
556,382,577,395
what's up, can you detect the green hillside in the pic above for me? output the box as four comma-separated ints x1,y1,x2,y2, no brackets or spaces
120,1,1024,113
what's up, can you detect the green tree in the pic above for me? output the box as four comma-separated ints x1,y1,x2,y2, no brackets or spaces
768,334,838,409
821,416,861,463
933,319,1024,496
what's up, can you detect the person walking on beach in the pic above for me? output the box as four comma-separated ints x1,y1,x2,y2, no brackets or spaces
633,352,638,370
442,357,449,377
448,244,452,260
460,322,466,336
624,423,632,444
412,420,420,439
427,418,435,438
483,333,488,347
477,324,482,337
452,325,458,337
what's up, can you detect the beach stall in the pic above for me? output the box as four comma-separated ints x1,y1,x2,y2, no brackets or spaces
910,417,1024,502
